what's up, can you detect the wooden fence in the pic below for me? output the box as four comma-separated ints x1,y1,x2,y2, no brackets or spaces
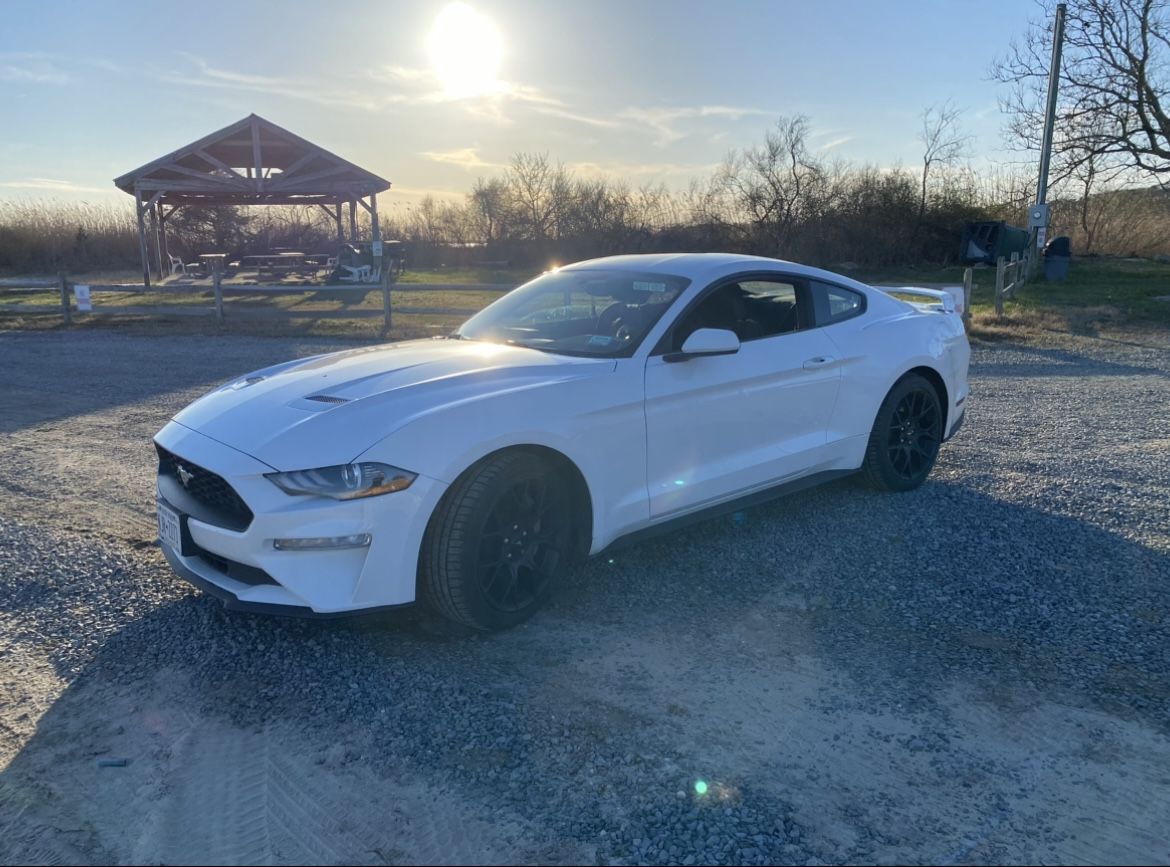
993,252,1023,316
959,252,1025,320
0,273,514,334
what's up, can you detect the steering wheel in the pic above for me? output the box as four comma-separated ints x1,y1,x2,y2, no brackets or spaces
597,302,628,336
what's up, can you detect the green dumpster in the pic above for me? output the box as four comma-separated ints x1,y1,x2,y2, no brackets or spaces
960,221,1029,266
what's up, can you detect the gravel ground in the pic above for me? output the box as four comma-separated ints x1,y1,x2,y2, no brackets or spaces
1,327,1168,865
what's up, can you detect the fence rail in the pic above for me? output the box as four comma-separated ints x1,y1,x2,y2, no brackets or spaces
0,273,516,331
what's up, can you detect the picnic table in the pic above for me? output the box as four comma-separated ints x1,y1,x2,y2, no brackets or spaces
198,253,227,274
240,252,307,274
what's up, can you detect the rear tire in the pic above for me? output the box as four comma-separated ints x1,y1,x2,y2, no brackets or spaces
860,374,943,492
420,451,573,631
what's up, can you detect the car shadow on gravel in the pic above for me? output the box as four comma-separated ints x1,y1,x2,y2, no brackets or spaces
551,477,1170,730
3,472,1169,864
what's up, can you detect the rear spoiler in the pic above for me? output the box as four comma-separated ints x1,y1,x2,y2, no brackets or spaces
874,285,961,315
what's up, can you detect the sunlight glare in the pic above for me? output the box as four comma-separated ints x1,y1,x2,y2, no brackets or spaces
428,3,504,99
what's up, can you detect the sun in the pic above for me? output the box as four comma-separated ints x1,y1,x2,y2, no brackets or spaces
428,2,504,99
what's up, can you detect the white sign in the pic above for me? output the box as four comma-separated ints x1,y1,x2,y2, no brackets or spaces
73,284,92,312
1036,227,1048,250
372,240,383,257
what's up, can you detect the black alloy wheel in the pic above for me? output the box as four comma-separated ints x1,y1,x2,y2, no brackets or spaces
477,476,565,612
886,386,941,481
860,373,944,492
421,450,575,631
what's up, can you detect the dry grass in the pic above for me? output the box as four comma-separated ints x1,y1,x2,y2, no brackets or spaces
0,199,139,273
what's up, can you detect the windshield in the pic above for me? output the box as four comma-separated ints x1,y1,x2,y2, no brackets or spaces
456,268,690,357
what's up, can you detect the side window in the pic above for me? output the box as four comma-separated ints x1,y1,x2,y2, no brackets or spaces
812,281,865,326
671,278,805,350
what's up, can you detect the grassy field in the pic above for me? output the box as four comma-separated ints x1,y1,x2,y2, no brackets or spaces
2,258,1167,341
865,256,1170,332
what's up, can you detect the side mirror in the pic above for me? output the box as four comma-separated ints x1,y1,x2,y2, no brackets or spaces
664,328,741,363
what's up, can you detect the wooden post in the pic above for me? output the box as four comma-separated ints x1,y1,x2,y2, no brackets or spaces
150,203,164,280
1007,252,1020,298
994,256,1006,316
335,204,344,243
58,271,71,325
135,189,151,290
381,261,392,337
159,206,171,274
962,267,973,329
349,200,358,241
370,193,383,286
213,267,224,322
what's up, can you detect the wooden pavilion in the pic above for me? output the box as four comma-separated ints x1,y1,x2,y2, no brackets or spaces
114,114,391,287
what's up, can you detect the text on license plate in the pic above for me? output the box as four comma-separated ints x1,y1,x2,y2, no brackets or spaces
157,501,182,551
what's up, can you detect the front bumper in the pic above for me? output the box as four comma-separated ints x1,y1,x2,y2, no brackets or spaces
154,421,448,616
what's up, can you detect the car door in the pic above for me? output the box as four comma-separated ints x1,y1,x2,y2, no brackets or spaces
643,274,842,519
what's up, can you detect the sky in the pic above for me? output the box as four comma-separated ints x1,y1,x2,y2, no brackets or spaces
0,0,1039,217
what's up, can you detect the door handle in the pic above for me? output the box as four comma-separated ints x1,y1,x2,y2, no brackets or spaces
802,356,836,369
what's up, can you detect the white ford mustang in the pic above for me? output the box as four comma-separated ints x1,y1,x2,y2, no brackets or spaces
154,253,969,630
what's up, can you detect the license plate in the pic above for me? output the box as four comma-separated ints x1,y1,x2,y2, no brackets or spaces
157,501,182,551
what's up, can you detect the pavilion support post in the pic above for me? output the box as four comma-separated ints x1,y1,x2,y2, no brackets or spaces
335,204,344,244
159,206,171,274
369,193,382,284
349,200,358,242
134,190,151,290
150,203,164,280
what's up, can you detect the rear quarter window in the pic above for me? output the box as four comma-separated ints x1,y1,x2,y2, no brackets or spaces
812,281,865,326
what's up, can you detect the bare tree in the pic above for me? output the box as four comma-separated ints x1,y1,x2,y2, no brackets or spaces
718,115,826,254
918,101,970,221
469,177,510,244
993,0,1170,185
507,153,572,242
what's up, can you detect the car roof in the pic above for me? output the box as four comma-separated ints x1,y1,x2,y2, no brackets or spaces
559,253,869,291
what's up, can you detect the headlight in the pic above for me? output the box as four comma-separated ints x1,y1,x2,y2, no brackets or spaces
265,462,417,500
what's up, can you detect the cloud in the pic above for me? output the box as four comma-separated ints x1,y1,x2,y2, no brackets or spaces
367,64,617,128
164,54,404,112
0,52,68,85
567,159,718,181
420,148,507,172
0,177,113,194
620,105,771,146
818,135,854,152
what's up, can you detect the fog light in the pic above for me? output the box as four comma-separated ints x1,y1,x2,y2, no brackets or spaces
273,534,371,551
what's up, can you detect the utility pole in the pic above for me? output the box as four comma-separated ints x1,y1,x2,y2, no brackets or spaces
1028,2,1067,275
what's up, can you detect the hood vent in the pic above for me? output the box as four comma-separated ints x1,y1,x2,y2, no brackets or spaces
305,394,350,405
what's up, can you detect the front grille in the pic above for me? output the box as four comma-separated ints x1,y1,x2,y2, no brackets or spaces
156,445,254,530
191,542,277,586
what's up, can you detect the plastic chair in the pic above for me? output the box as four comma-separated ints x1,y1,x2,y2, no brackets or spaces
168,254,199,276
338,264,372,283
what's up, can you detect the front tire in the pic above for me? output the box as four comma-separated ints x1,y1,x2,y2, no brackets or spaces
860,374,943,492
420,451,572,631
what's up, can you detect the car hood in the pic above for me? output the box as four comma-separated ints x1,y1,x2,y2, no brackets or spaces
171,338,613,470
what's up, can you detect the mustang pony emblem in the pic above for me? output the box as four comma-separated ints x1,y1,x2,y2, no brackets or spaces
176,465,194,487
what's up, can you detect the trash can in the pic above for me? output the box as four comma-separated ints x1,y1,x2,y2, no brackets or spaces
1044,235,1071,281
